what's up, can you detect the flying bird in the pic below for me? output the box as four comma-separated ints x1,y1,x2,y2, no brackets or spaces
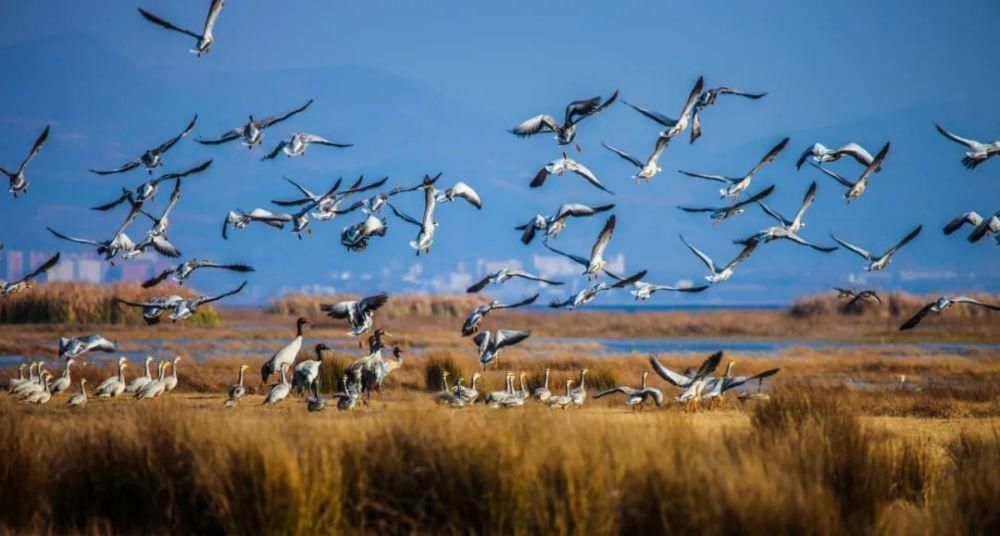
677,184,775,223
340,214,388,252
796,142,877,170
622,76,704,140
833,287,881,306
679,137,788,200
1,253,59,297
515,202,615,244
197,99,313,148
90,115,197,175
601,138,671,182
474,329,532,369
92,160,213,211
680,234,758,284
466,268,563,293
2,125,49,198
594,371,664,409
690,86,767,143
138,0,226,56
129,179,184,259
739,182,838,252
114,295,184,325
434,181,482,209
222,208,292,239
261,133,352,160
647,351,723,408
604,271,708,301
530,153,613,194
389,181,439,255
509,90,618,148
49,197,145,262
320,294,389,337
900,296,1000,331
58,334,117,360
462,294,539,336
934,123,1000,170
809,142,889,202
831,225,922,271
542,214,617,279
142,259,255,288
118,282,247,323
549,270,648,310
943,210,1000,244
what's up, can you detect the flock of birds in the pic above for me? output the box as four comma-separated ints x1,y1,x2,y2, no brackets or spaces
2,2,999,412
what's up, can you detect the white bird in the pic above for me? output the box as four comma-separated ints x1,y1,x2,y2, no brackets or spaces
690,86,767,143
462,294,539,336
474,329,531,369
168,281,247,322
809,142,890,203
622,76,704,140
162,356,181,392
594,371,664,409
570,369,589,407
515,203,615,244
831,225,922,272
261,317,310,384
530,153,613,194
198,99,313,148
292,343,330,393
677,184,776,223
94,358,129,398
263,363,292,406
22,372,53,405
389,183,438,255
935,123,1000,170
796,142,877,170
741,182,838,252
136,361,169,400
548,270,647,311
48,198,146,263
532,368,552,402
466,268,563,293
483,371,513,406
434,181,482,209
320,294,389,337
47,358,75,395
128,178,185,259
59,334,117,360
601,137,672,182
138,0,226,56
604,271,709,302
142,258,254,288
1,252,59,297
701,362,781,409
679,137,788,200
262,133,352,160
90,115,197,175
4,363,29,393
680,234,759,284
13,366,48,399
224,364,249,407
648,352,723,411
900,296,1000,331
452,371,483,404
943,210,1000,245
222,208,292,239
2,124,49,197
541,214,617,279
546,379,575,409
509,90,618,147
340,214,388,252
66,379,88,408
92,160,213,211
125,356,155,393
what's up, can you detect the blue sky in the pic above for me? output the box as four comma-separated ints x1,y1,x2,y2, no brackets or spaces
1,0,998,304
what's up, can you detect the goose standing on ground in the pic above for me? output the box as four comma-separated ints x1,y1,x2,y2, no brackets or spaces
595,371,664,410
4,363,28,393
679,137,788,200
434,370,462,405
389,184,438,255
262,317,310,384
92,160,213,211
542,214,617,280
142,258,255,288
453,372,482,404
320,294,389,336
1,252,59,297
648,351,722,411
530,153,613,194
198,99,313,148
483,371,513,406
546,380,575,409
739,182,838,252
306,380,326,412
604,271,708,302
95,358,129,398
59,334,117,360
12,363,46,399
47,359,75,395
678,184,776,223
225,364,249,407
262,133,352,160
263,363,292,406
136,361,169,400
623,76,704,140
570,369,589,407
90,115,197,175
474,329,532,369
515,203,615,244
943,210,1000,244
48,198,145,263
466,268,563,293
293,343,330,393
549,270,647,310
831,225,922,272
2,124,49,197
125,356,154,393
462,294,539,336
509,90,619,148
833,288,882,306
533,368,552,401
22,372,53,405
809,142,890,202
680,235,759,284
332,374,361,411
162,357,181,392
934,123,1000,169
900,296,1000,331
796,142,876,170
690,86,767,143
66,379,88,408
169,281,247,321
701,362,781,409
139,0,225,56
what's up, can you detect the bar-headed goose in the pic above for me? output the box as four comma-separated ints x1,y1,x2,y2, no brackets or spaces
48,197,145,262
1,252,59,297
831,225,922,271
934,123,1000,170
677,184,775,223
168,281,247,322
340,213,388,252
466,268,563,293
549,270,647,310
474,329,531,369
90,115,197,175
462,294,539,336
679,137,788,200
138,0,225,56
622,76,703,140
604,270,708,301
58,334,117,360
389,183,438,255
601,137,671,182
320,294,389,337
92,160,213,211
515,202,614,244
833,287,881,306
142,258,254,288
900,296,1000,331
680,234,758,284
690,86,767,143
796,142,877,170
740,182,838,252
261,133,352,160
509,90,618,148
648,351,722,411
114,295,184,325
541,214,617,279
530,153,613,194
222,208,292,239
595,371,664,409
2,125,49,198
943,210,1000,245
809,142,889,203
198,99,313,148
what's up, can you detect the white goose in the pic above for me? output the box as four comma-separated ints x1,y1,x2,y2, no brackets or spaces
66,379,88,408
139,0,226,56
680,234,758,284
89,116,197,175
831,225,922,272
125,356,155,393
2,125,49,197
509,90,618,147
136,361,169,400
679,137,788,200
198,99,313,148
935,123,1000,169
95,358,129,398
532,368,552,402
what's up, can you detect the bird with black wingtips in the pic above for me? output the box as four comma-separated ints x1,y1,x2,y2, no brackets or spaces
90,115,197,175
49,195,146,263
831,225,922,272
515,202,615,245
677,184,775,223
809,142,889,203
541,214,617,280
603,270,708,302
142,259,255,289
690,85,767,143
1,252,59,297
900,296,1000,331
530,153,614,194
2,124,49,198
622,76,703,140
462,294,539,336
320,293,389,337
198,99,313,148
934,123,1000,169
739,182,838,252
466,267,563,293
943,210,1000,245
509,90,618,149
595,371,663,409
549,270,647,311
91,160,213,211
261,133,352,160
138,0,226,56
474,329,532,369
168,282,247,322
796,142,877,170
679,137,788,201
680,234,758,284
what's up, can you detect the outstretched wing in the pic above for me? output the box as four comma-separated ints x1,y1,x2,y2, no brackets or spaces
542,241,589,268
830,235,872,261
261,140,288,160
678,170,735,184
784,233,838,252
193,281,247,307
679,234,715,272
138,8,200,38
91,189,133,212
622,100,676,128
791,182,818,228
509,114,559,137
565,90,618,126
466,274,494,294
590,215,616,261
601,142,643,168
301,134,352,148
943,212,982,235
594,386,637,398
358,293,389,314
496,293,540,310
951,296,1000,311
154,115,198,154
810,163,856,188
883,225,922,258
757,202,791,227
319,301,354,319
724,240,759,270
648,356,694,388
202,0,226,34
443,182,482,209
693,351,723,380
47,227,101,247
553,203,615,222
89,159,141,175
899,303,935,331
18,125,50,172
259,98,314,128
18,253,60,284
732,185,775,210
934,123,982,150
747,137,789,178
387,203,421,226
141,268,174,288
494,329,531,349
508,271,564,286
565,159,614,194
196,128,241,145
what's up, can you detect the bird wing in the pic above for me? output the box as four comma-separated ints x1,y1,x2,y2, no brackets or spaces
91,189,133,212
319,301,354,319
830,234,872,260
388,203,421,226
148,235,181,258
466,274,494,293
757,202,792,227
590,215,616,261
621,100,676,128
935,123,983,150
609,270,647,289
715,88,767,99
648,356,693,387
301,134,352,148
679,234,715,272
259,98,314,128
509,114,559,137
196,128,241,145
883,225,922,258
154,115,198,155
943,212,982,235
193,281,247,307
18,125,50,173
722,368,780,391
566,159,613,194
156,159,213,183
496,293,540,310
554,203,615,221
138,8,200,38
202,0,226,34
810,163,856,188
969,214,1000,242
141,268,174,289
796,143,821,170
732,185,775,209
601,142,643,168
529,165,551,188
678,76,705,123
831,143,874,165
791,182,818,228
594,386,636,398
494,329,531,349
261,140,288,160
358,293,389,314
950,296,1000,311
784,234,838,252
193,260,255,273
899,303,935,331
747,137,789,178
445,182,482,209
420,186,437,228
89,159,141,175
542,241,589,268
693,351,723,380
508,270,564,286
47,227,101,247
678,170,735,184
723,239,759,271
856,142,889,184
18,253,60,284
651,283,709,293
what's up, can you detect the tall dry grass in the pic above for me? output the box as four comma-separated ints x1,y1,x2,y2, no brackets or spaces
1,386,996,534
268,293,485,320
0,282,221,326
788,291,1000,320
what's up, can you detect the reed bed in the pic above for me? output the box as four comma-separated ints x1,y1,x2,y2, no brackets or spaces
1,387,997,534
268,293,485,320
0,282,221,326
